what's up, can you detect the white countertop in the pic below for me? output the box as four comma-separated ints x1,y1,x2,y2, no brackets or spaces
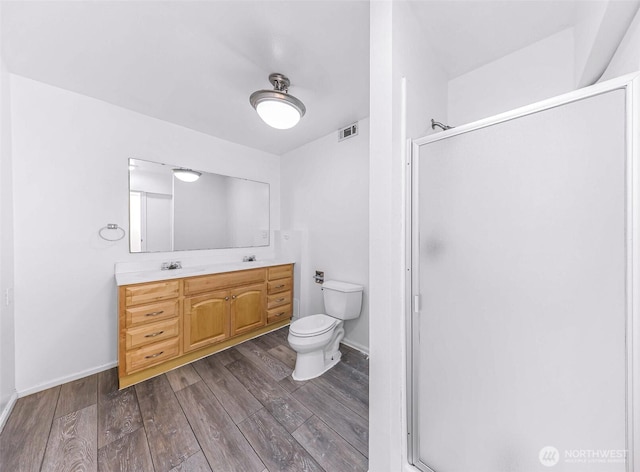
115,259,295,286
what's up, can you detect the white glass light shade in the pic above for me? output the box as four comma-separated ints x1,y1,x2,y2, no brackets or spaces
256,99,302,129
173,168,201,182
250,74,306,130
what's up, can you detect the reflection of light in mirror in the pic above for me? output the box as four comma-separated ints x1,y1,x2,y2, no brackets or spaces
172,168,201,182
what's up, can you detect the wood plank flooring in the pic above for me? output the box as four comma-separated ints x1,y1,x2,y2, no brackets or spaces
0,327,369,472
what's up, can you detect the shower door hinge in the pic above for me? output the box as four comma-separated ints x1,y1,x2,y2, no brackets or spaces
413,295,420,313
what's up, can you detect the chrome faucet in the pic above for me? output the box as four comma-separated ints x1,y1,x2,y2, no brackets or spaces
161,261,182,270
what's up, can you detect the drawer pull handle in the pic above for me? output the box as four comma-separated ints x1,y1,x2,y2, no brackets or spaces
145,331,165,338
145,351,164,359
145,310,164,317
276,312,285,316
276,298,285,302
275,284,285,289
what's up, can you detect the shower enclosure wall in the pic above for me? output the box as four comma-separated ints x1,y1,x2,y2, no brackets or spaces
409,73,640,472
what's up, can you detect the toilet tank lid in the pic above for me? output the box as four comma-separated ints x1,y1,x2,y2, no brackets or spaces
322,280,363,293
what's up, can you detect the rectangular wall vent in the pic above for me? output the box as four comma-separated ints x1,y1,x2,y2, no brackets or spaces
338,122,359,141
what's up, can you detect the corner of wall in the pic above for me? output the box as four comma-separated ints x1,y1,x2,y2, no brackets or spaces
600,4,640,82
0,52,17,418
0,391,17,433
578,0,640,86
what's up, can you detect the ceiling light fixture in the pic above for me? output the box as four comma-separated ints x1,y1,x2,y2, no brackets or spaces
172,168,201,183
250,73,306,130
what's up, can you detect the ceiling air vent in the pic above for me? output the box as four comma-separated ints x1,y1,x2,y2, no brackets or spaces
338,122,359,141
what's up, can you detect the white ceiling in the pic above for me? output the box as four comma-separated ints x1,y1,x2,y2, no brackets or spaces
1,1,370,155
410,0,583,79
2,1,634,155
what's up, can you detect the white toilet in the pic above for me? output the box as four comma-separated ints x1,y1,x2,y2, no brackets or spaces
288,280,363,381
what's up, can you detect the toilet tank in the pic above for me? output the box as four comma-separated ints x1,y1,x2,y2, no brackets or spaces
322,280,363,320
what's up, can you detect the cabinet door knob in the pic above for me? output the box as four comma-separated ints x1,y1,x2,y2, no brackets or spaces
232,295,237,299
225,296,230,301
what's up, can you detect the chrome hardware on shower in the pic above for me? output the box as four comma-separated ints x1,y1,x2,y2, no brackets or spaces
431,118,453,131
314,271,324,284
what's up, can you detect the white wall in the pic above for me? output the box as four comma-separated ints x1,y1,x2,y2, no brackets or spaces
369,1,449,470
0,54,17,426
280,118,370,352
448,28,575,126
369,3,398,469
10,75,281,394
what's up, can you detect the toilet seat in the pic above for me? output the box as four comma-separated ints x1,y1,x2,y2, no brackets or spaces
289,314,337,337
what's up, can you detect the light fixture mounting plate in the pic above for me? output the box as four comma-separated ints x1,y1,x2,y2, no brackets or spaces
269,73,290,92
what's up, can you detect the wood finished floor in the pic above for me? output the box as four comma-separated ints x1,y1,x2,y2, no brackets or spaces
0,327,369,472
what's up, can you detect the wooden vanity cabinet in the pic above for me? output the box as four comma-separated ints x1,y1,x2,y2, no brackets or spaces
184,290,230,352
230,283,266,336
267,264,293,324
123,280,180,306
118,263,293,388
118,279,183,377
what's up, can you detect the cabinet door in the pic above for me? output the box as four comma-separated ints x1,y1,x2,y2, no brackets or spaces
184,290,230,352
230,283,266,336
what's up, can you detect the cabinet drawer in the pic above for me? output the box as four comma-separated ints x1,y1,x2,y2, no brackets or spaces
267,304,292,324
125,318,179,350
125,300,179,327
185,269,266,295
268,278,292,294
267,291,291,309
124,281,180,307
268,264,293,280
125,337,180,374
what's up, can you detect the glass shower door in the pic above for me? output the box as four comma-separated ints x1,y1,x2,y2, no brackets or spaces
412,89,629,472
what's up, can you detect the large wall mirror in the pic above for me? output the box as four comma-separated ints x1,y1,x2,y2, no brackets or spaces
129,158,270,253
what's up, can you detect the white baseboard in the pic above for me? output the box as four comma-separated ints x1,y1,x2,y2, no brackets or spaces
341,338,369,356
0,391,18,433
17,361,118,397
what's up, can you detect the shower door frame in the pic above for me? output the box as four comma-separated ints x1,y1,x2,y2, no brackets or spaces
407,72,640,472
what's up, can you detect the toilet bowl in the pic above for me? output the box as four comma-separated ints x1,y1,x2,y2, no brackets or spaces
288,280,363,381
